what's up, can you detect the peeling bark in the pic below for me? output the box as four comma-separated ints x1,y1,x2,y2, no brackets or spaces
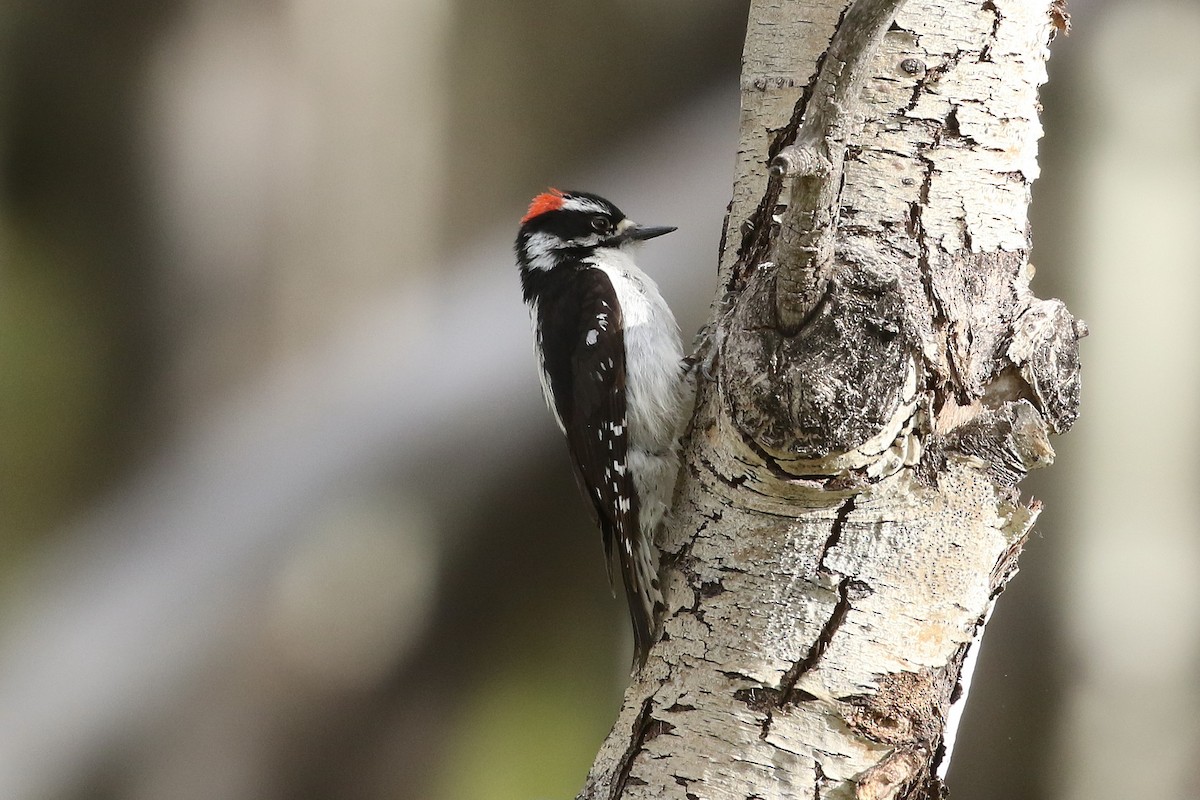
579,1,1080,798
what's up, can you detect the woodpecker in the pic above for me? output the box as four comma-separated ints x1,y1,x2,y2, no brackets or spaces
516,188,689,666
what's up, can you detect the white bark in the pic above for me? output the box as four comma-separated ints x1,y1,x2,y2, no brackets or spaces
581,1,1080,798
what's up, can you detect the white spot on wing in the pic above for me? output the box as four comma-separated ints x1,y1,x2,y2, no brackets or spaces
586,329,599,346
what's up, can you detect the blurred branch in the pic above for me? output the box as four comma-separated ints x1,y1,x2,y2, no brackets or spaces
0,89,736,800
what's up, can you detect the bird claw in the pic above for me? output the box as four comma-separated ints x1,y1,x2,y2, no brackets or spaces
687,290,737,383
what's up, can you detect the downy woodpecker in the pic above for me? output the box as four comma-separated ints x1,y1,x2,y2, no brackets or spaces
516,189,689,665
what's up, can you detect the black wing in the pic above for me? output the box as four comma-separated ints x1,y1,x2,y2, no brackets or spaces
536,266,655,659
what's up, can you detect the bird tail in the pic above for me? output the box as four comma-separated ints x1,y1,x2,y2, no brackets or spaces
620,528,665,669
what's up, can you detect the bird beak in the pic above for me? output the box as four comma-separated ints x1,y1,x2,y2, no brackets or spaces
614,224,677,244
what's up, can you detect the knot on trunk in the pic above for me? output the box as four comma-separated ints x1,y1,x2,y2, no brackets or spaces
721,263,916,470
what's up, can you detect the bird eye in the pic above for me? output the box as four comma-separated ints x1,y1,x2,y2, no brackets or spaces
591,215,611,233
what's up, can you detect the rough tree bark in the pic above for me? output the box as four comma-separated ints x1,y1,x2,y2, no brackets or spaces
579,1,1080,798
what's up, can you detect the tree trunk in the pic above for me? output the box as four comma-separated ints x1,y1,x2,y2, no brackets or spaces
580,1,1080,798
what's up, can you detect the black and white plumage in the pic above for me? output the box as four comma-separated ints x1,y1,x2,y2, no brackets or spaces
516,189,689,665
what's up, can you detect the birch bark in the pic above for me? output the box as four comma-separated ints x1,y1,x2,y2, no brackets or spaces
580,1,1080,798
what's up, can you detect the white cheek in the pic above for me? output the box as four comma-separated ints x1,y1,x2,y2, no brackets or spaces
524,231,608,268
524,232,558,271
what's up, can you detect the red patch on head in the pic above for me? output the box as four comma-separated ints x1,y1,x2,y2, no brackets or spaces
521,188,566,224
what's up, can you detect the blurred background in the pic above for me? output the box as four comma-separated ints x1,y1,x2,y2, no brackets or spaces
0,1,1195,798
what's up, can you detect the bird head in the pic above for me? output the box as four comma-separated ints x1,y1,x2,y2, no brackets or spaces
515,189,675,271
